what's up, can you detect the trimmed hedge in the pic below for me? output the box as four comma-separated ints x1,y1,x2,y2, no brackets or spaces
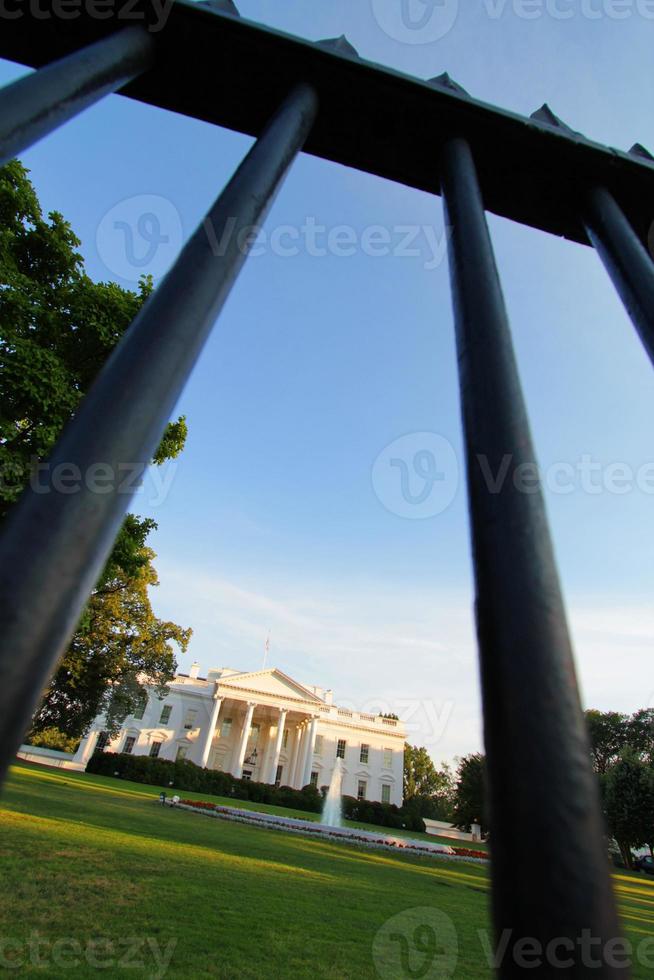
86,751,323,812
86,751,425,831
342,796,425,832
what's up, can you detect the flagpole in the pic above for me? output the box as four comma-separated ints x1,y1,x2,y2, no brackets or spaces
262,632,270,670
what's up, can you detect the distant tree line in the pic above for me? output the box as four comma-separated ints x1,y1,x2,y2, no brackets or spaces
404,708,654,865
402,744,486,835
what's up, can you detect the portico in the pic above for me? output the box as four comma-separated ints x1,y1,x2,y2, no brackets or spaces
201,695,320,789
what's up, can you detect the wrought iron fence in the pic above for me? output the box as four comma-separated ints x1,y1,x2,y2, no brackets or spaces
1,3,651,975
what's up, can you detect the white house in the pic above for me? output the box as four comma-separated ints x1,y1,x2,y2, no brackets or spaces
73,664,406,806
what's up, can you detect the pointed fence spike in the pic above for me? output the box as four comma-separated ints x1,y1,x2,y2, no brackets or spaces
197,0,240,16
530,103,581,137
427,72,468,96
629,142,654,161
315,35,359,58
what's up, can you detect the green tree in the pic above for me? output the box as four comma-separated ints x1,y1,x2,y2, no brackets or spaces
585,709,630,775
0,160,190,742
602,750,654,868
452,753,486,834
403,744,455,821
627,709,654,764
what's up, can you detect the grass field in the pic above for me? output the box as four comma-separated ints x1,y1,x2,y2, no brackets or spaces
1,763,653,978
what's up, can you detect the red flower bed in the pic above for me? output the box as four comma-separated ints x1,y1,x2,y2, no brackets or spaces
180,799,217,811
451,846,487,859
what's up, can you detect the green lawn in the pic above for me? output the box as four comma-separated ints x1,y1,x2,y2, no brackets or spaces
0,763,652,978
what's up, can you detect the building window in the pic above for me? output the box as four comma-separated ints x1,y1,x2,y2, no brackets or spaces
310,771,319,787
242,770,252,781
96,731,109,750
360,743,369,764
314,734,323,756
357,780,367,801
159,705,172,725
250,723,260,743
275,764,283,788
183,708,198,730
176,745,188,762
282,728,289,749
220,718,232,737
123,736,136,755
149,741,162,758
383,748,393,768
381,784,391,805
336,739,346,759
132,695,147,720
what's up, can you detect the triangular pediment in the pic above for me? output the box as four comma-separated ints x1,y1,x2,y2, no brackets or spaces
217,668,325,703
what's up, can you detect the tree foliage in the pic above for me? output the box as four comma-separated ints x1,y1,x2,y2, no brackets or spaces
402,743,455,821
0,160,191,740
586,708,654,866
585,709,630,775
452,753,487,834
626,709,654,765
602,750,654,867
32,549,191,739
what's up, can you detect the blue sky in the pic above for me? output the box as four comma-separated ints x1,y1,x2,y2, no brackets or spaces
3,0,654,761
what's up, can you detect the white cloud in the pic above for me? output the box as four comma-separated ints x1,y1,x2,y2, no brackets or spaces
151,560,482,762
149,562,654,764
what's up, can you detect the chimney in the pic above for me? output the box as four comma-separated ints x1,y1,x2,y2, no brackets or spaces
189,661,201,679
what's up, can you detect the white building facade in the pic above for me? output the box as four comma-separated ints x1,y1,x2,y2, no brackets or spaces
74,665,406,807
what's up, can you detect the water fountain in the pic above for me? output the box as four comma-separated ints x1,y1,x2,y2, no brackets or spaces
321,757,343,827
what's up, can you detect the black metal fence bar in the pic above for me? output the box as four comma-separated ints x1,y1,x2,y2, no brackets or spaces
582,185,654,367
0,82,318,782
440,137,623,977
0,27,155,168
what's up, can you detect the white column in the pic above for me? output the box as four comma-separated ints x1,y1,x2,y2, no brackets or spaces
289,722,305,787
199,694,223,769
232,702,255,777
259,722,275,781
301,716,319,788
267,708,287,784
73,729,99,767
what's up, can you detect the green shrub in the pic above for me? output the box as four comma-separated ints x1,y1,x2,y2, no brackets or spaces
341,795,421,831
26,728,80,754
85,752,323,812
